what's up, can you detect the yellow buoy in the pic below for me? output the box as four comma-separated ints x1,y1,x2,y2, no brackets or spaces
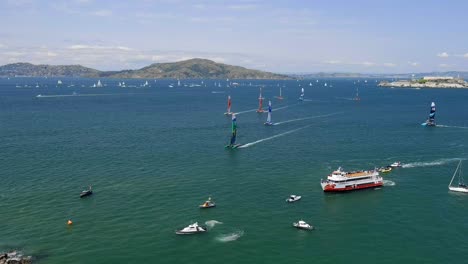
67,220,73,225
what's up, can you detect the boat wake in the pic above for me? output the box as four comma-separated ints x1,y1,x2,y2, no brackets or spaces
36,93,131,98
272,103,299,112
215,231,244,242
436,125,468,129
383,180,396,186
211,91,226,94
274,112,343,125
234,108,259,115
335,97,355,101
239,125,311,148
205,220,223,228
402,158,462,168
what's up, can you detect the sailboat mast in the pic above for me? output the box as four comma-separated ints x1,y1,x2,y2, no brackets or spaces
449,160,462,188
227,96,231,113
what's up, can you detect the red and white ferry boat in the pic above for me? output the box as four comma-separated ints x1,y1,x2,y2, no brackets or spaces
321,167,383,192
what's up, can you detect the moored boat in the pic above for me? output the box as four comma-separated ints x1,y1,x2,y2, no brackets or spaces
320,167,383,192
80,186,93,198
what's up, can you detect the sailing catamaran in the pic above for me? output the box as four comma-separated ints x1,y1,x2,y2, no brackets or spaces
256,87,265,113
225,114,242,149
354,88,360,101
422,102,436,126
448,160,467,193
298,87,304,101
224,95,234,115
275,87,284,100
264,100,273,126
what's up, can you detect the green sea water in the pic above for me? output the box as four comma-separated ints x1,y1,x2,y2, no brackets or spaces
1,78,468,263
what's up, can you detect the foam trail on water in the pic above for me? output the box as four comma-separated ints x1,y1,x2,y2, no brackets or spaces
436,125,468,129
239,125,311,148
383,180,396,186
211,91,226,94
402,158,463,168
205,220,223,228
274,112,343,125
216,231,244,242
234,108,259,115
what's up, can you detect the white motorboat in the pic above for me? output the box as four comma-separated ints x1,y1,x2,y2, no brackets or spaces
175,222,207,235
390,161,402,167
286,195,301,203
293,220,313,230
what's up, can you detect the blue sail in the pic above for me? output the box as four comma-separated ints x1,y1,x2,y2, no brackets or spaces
423,102,436,126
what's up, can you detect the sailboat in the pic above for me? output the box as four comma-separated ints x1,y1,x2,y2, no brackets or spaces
96,80,103,87
275,87,284,100
224,95,234,115
309,82,312,86
225,114,242,149
448,160,468,193
264,101,274,126
178,79,181,87
57,80,62,85
256,87,265,113
144,80,149,86
298,87,304,101
421,102,436,126
354,88,360,101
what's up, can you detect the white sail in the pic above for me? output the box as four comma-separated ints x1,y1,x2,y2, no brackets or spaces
96,80,103,87
449,160,468,192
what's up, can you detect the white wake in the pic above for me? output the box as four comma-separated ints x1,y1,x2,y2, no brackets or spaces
402,158,462,168
239,125,312,148
274,112,343,125
205,220,223,228
216,231,244,242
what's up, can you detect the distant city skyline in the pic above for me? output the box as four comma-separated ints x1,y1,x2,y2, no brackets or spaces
1,0,468,73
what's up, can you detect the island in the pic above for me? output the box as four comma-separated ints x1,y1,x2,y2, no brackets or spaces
378,76,468,88
0,58,290,80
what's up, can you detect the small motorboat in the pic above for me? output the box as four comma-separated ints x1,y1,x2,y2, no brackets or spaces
199,197,216,209
175,222,207,235
80,186,93,198
293,220,314,230
390,161,402,167
378,166,392,173
286,195,301,203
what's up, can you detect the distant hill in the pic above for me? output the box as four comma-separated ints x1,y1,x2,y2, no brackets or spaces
0,59,290,79
0,63,100,77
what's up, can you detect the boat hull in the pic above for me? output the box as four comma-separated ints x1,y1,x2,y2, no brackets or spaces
225,144,242,149
199,204,216,209
80,191,93,198
449,187,468,193
321,181,383,192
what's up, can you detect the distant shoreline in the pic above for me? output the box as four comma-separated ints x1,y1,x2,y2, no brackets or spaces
378,78,468,89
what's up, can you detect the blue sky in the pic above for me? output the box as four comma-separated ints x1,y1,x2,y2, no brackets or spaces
1,0,467,73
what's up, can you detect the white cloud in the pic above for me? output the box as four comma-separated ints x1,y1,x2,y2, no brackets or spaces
324,60,342,64
91,9,112,17
68,45,132,51
408,61,419,66
437,52,449,58
227,4,257,10
464,53,468,58
361,61,375,67
383,62,396,67
439,63,452,68
0,44,6,48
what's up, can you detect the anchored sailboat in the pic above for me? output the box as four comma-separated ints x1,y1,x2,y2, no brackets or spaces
225,114,242,149
256,87,265,113
421,102,436,126
275,87,284,100
298,87,304,101
224,95,234,115
448,160,467,193
264,100,273,126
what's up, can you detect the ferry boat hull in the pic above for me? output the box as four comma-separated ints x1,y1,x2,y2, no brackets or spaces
321,181,383,192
